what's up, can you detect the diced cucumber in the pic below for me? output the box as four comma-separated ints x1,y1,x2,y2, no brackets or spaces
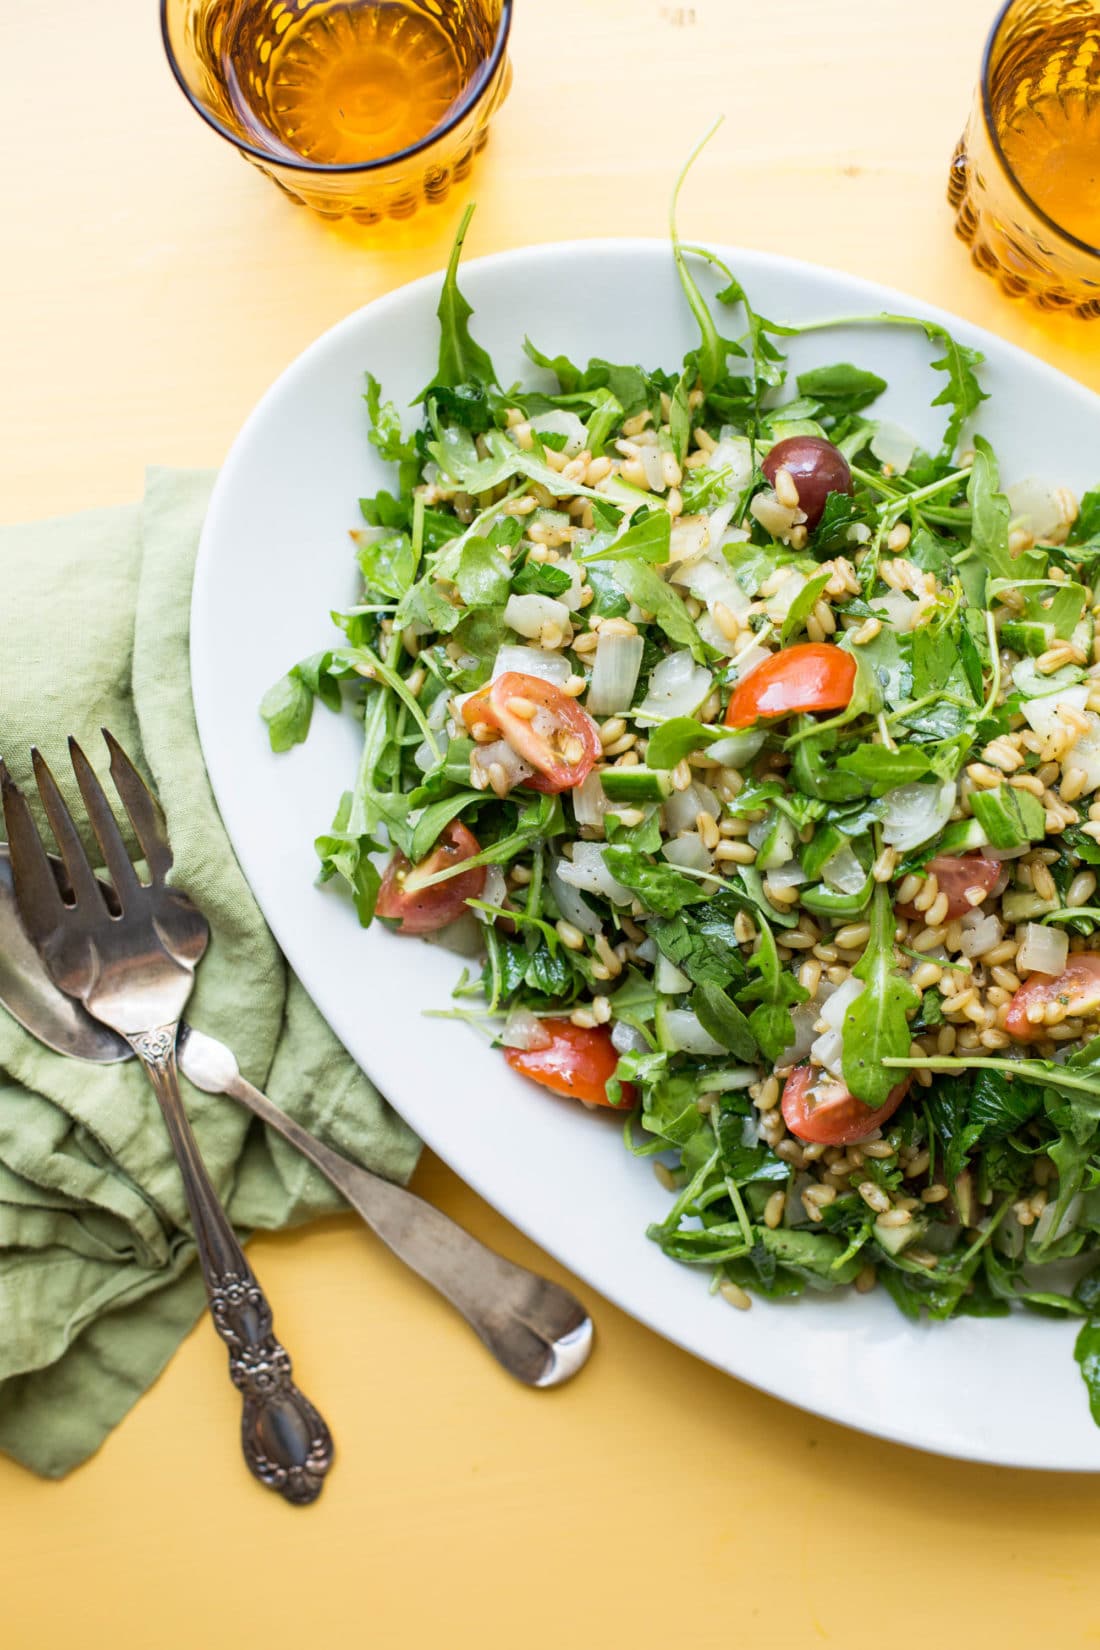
1001,620,1051,658
600,766,673,803
935,817,989,855
801,824,846,883
1001,888,1059,922
800,879,873,918
756,811,798,872
873,1214,926,1257
969,784,1045,849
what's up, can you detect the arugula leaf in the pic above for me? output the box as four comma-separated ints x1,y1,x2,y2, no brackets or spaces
780,569,832,643
796,363,886,421
735,917,808,1061
364,373,417,465
584,565,631,618
512,558,573,597
583,507,671,565
355,529,415,601
601,846,708,917
836,743,933,794
261,666,317,752
260,649,348,751
842,883,920,1106
600,559,707,661
454,534,512,609
652,895,751,991
423,203,497,394
691,982,758,1061
315,790,383,925
645,717,722,769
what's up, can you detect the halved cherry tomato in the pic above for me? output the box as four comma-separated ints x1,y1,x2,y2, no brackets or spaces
724,643,856,729
504,1019,636,1108
897,854,1001,922
781,1064,912,1146
376,820,486,935
1004,953,1100,1042
462,672,601,793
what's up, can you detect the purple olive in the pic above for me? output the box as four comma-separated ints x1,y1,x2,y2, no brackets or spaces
761,436,853,530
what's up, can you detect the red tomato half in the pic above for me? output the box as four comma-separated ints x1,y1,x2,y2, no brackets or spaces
724,644,856,729
376,821,486,935
504,1019,636,1108
897,854,1001,922
1004,953,1100,1042
462,672,601,793
781,1064,913,1146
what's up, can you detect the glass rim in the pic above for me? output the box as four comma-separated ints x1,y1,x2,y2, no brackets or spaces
980,0,1100,260
159,0,514,176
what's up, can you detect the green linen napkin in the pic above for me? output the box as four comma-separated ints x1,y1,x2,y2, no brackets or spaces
0,468,420,1478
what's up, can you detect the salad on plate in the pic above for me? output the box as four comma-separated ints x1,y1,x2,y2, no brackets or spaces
262,191,1100,1428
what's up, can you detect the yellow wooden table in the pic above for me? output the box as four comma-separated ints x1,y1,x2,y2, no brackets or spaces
4,3,1100,1644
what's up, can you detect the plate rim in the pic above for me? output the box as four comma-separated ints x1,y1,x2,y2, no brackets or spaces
192,234,1100,1471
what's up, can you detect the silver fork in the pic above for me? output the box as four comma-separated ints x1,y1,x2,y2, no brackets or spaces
0,733,334,1506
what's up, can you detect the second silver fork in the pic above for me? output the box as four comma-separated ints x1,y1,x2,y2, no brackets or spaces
0,734,333,1505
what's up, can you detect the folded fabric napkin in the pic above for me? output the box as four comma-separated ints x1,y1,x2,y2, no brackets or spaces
0,468,420,1478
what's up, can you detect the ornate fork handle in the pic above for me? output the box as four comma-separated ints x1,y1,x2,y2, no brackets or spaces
128,1026,334,1506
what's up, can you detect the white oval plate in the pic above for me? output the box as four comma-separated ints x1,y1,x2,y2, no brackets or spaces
192,239,1100,1470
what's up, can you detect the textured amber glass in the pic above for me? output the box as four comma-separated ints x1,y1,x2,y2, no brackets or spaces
948,0,1100,316
161,0,512,222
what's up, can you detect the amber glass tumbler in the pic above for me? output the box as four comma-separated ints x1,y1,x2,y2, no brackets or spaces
949,0,1100,316
161,0,513,223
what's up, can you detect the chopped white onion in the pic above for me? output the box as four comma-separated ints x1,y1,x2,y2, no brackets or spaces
502,1008,553,1051
611,1020,649,1055
763,569,808,623
750,488,805,538
503,592,570,640
821,975,864,1034
556,841,633,904
661,1009,726,1056
959,909,1004,958
810,1027,846,1081
709,435,755,493
662,833,714,874
634,938,658,964
673,547,752,617
413,732,448,773
638,444,666,491
668,515,710,565
765,859,807,892
1005,477,1074,545
1071,721,1100,795
779,1001,821,1066
1017,922,1069,976
551,559,588,613
726,644,771,685
704,497,737,547
474,865,507,921
548,859,603,934
870,421,917,475
665,782,719,835
530,410,587,456
634,649,712,726
655,953,692,994
490,645,571,686
1020,683,1089,739
470,739,534,791
872,588,920,633
1034,1192,1083,1245
823,842,866,895
707,729,767,768
571,770,612,829
881,780,957,852
587,630,644,715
